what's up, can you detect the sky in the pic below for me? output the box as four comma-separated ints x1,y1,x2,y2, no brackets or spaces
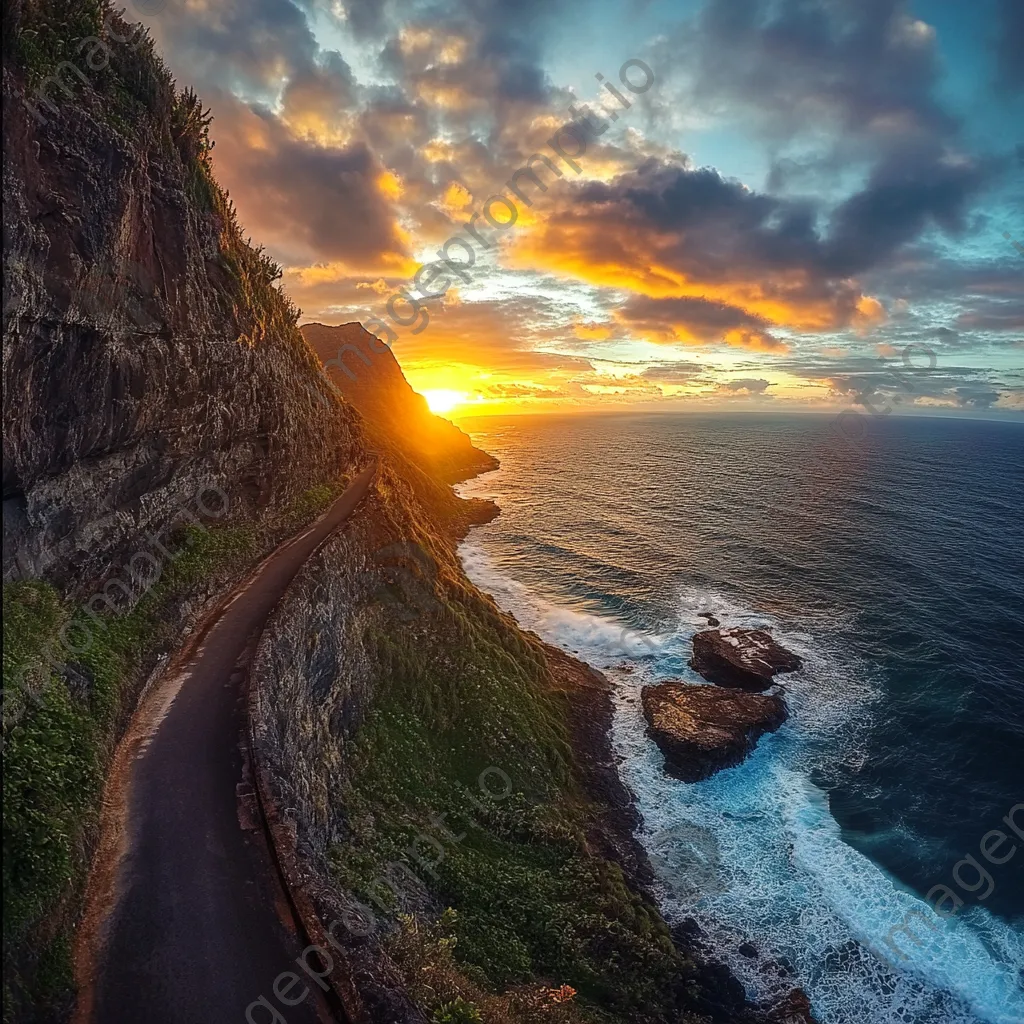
134,0,1022,418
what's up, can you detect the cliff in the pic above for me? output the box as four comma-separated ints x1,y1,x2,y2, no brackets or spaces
2,3,361,1016
3,4,362,595
301,322,497,486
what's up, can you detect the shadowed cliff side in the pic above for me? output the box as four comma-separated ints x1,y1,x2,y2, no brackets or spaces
302,322,498,485
3,3,362,596
302,321,499,537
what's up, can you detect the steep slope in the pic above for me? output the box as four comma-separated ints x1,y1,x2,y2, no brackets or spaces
302,322,497,485
250,462,758,1024
2,4,362,1018
3,5,362,596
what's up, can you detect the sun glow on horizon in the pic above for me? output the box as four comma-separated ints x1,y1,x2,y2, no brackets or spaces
422,388,468,414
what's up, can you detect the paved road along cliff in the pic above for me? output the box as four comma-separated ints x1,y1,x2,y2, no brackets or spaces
75,466,376,1024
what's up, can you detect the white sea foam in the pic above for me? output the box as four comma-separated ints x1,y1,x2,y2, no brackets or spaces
458,538,1024,1024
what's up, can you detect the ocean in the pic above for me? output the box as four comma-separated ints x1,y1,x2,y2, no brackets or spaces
455,410,1024,1024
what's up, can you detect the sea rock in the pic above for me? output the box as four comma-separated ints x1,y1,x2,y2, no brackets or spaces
641,682,787,782
690,628,802,691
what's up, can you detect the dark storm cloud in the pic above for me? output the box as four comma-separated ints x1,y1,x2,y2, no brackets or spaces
517,156,957,330
952,386,1001,409
819,145,990,276
209,97,408,267
281,51,358,116
826,372,1004,409
328,0,391,39
718,378,771,394
127,0,413,269
356,0,560,107
663,0,995,276
994,0,1024,93
933,326,962,346
470,0,558,102
556,159,835,282
770,352,1013,411
866,250,1024,302
684,0,953,151
141,0,321,95
617,295,784,351
954,305,1024,333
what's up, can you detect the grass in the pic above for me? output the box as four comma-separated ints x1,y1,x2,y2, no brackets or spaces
319,479,704,1023
1,481,347,1022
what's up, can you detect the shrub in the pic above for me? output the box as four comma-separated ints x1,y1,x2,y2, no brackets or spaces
432,997,483,1024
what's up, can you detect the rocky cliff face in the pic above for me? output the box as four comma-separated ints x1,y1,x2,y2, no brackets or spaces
2,13,362,595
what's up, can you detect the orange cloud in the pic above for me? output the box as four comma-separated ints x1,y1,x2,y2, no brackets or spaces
207,93,411,272
506,160,886,339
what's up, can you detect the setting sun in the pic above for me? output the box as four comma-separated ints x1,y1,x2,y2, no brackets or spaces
421,388,466,414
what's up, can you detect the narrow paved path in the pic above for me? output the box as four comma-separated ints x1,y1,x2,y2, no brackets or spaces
79,466,375,1024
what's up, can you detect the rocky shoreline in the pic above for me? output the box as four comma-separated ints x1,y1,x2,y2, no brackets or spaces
541,640,816,1023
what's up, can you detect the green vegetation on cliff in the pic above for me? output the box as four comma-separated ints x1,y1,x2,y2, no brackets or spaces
6,0,313,360
1,483,344,1021
261,464,710,1024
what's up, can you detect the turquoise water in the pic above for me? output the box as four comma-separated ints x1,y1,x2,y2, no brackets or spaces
456,411,1024,1024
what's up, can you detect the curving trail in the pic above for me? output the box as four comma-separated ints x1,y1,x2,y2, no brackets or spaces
75,466,375,1024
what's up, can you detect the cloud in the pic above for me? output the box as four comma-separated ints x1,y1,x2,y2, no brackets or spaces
615,295,786,351
330,0,392,40
994,0,1024,94
819,145,989,277
720,378,769,393
933,326,962,346
953,385,1001,409
509,158,891,332
639,361,704,383
141,0,321,97
954,305,1024,333
802,360,1014,412
658,1,994,278
207,95,411,270
678,0,954,161
279,52,359,143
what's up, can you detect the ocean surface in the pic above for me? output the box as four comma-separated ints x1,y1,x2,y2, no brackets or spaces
455,410,1024,1024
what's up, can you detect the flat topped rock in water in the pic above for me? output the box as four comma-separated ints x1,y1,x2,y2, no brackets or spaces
641,682,787,782
690,627,802,691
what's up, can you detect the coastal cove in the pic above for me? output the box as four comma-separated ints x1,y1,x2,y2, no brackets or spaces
456,410,1024,1024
